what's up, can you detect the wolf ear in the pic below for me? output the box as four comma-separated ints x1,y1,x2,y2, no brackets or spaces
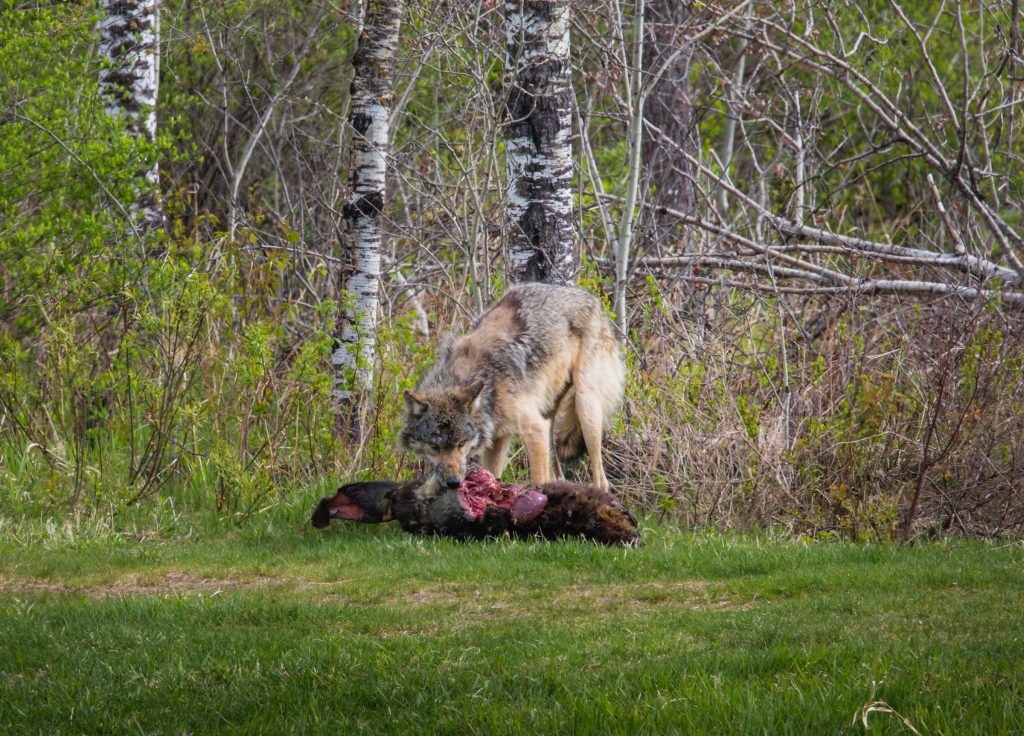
437,332,457,360
404,390,429,416
461,379,486,413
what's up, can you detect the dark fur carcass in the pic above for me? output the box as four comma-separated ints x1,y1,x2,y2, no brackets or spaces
311,468,640,547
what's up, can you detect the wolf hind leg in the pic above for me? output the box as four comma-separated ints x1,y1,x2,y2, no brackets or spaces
550,423,566,481
552,387,586,469
574,390,609,491
572,335,625,492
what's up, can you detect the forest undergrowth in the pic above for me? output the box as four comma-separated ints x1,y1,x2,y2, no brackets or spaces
3,0,1023,541
2,241,1022,541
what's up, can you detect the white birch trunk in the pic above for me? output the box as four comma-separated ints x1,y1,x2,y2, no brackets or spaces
98,0,163,234
333,0,403,435
504,0,576,285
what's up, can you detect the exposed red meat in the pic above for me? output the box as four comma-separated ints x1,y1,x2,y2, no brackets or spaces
458,467,542,521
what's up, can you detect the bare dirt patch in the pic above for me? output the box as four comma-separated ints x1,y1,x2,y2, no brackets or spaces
385,580,754,616
0,571,287,598
0,575,755,613
553,581,753,612
405,588,463,606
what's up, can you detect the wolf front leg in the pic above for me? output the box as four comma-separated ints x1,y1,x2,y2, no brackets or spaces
520,412,553,485
481,434,513,480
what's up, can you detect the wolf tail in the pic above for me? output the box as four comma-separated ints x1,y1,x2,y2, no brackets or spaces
553,338,626,465
553,388,585,465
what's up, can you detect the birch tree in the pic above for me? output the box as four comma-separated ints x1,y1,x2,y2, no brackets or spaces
504,0,576,285
97,0,163,235
333,0,404,438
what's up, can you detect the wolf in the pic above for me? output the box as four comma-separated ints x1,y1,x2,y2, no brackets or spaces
311,466,641,547
400,283,624,492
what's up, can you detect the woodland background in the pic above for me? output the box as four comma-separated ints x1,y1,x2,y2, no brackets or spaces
2,0,1024,540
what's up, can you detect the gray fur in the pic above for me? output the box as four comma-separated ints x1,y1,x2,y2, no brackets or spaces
400,283,625,490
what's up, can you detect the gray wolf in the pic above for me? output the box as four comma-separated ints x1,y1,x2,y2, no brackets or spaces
310,467,640,546
399,283,625,491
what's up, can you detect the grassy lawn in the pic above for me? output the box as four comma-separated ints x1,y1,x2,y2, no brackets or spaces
0,515,1022,735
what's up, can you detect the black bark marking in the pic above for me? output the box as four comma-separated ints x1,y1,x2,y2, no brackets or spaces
514,201,570,284
342,191,385,220
351,113,373,136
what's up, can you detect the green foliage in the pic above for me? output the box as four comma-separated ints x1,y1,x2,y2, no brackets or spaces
357,313,436,480
0,4,368,518
0,2,161,332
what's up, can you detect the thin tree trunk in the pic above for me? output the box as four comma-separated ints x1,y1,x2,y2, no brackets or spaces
614,0,646,337
504,0,576,285
98,0,164,236
718,33,746,216
643,0,695,225
641,0,701,335
333,0,403,440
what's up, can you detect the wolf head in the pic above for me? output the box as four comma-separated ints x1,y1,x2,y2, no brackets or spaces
400,380,488,489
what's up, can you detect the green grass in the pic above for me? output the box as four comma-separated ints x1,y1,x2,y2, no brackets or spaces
0,512,1022,735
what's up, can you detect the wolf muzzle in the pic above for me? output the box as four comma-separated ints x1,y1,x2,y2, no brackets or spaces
433,463,463,490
